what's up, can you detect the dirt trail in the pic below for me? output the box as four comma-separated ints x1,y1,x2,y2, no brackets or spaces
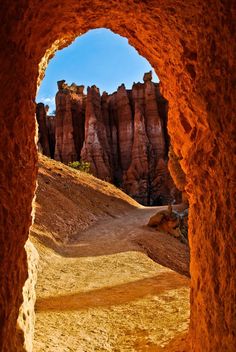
32,156,190,351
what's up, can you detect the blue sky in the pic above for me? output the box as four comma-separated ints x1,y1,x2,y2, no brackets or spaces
37,28,159,113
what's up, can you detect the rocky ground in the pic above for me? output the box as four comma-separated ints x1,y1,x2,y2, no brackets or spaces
30,155,190,351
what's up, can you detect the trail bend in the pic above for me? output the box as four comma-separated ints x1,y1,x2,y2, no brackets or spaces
32,156,190,351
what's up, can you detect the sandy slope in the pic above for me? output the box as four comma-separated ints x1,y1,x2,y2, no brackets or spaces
31,155,190,351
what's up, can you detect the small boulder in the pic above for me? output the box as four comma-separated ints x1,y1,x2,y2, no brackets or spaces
148,205,173,227
148,211,165,227
147,205,188,244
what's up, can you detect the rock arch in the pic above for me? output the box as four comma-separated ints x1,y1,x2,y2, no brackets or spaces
0,1,235,351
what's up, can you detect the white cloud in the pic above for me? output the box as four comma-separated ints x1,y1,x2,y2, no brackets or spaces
42,97,54,104
40,97,55,114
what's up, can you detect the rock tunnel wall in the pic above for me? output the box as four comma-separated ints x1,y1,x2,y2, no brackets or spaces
0,1,235,351
37,75,181,206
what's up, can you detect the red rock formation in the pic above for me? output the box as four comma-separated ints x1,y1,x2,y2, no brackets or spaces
115,84,133,171
1,2,234,350
46,115,56,159
71,84,86,159
168,145,188,204
43,76,181,205
144,74,166,160
36,103,50,157
36,104,55,158
123,103,149,203
54,80,77,163
108,93,120,183
81,85,112,180
121,74,179,205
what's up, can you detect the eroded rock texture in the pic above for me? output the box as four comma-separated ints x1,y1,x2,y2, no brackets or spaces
0,1,235,351
36,103,50,157
36,104,55,159
54,80,79,163
38,75,181,205
16,240,39,352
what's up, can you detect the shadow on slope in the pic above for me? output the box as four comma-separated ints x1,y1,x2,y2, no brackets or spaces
36,271,189,312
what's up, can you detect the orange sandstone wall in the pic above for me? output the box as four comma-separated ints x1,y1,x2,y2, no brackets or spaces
0,1,235,351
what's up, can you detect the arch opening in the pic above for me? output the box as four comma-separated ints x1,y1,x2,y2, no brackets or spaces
31,28,190,351
36,28,183,207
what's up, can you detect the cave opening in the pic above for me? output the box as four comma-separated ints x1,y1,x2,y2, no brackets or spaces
30,28,190,351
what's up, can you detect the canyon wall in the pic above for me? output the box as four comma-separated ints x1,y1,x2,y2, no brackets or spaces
37,73,181,205
36,103,55,159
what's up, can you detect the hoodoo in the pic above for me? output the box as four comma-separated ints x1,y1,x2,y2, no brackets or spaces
37,73,181,205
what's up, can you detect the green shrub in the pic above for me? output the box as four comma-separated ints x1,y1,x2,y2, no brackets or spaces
68,161,91,173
